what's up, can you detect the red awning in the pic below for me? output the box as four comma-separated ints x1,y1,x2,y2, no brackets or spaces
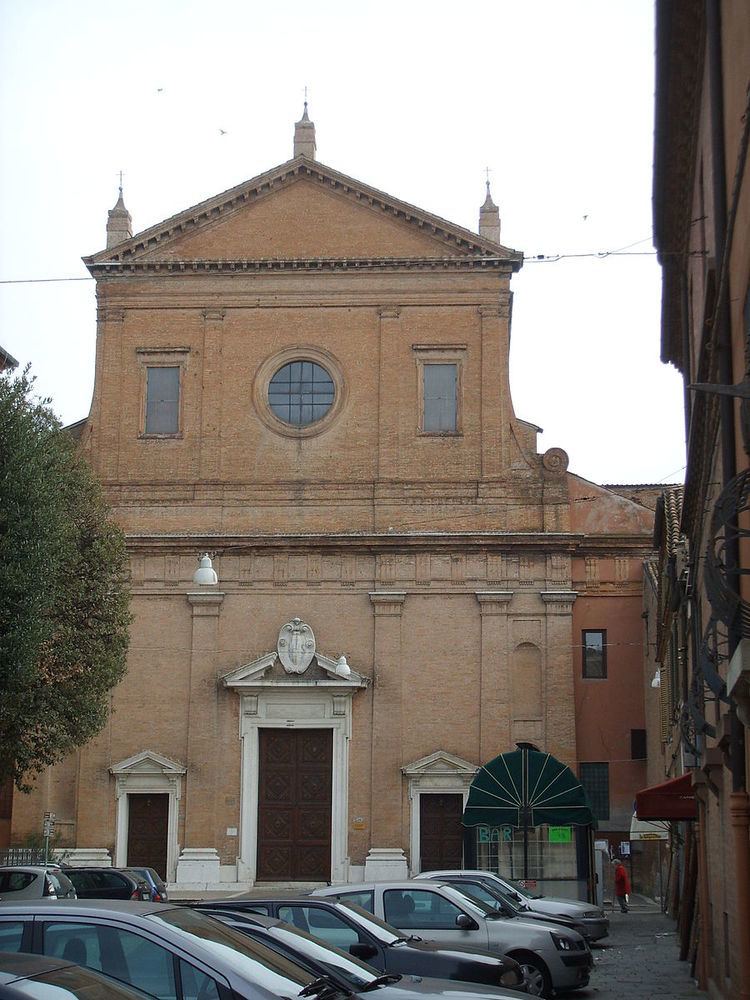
635,773,697,821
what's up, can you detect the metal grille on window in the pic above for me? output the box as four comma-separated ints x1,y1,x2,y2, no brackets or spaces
268,361,335,427
423,363,457,432
579,762,610,821
146,367,180,434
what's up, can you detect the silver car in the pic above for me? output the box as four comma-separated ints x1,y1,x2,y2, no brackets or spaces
0,867,76,901
312,881,592,997
0,899,528,1000
416,871,609,942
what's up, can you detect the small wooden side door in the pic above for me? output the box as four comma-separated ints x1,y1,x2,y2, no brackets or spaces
419,793,464,871
127,794,168,879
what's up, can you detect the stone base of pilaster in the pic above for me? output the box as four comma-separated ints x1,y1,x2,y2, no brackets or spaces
62,848,112,867
364,847,408,881
175,848,221,888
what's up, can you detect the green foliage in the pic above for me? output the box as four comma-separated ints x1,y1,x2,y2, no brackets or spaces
0,368,131,791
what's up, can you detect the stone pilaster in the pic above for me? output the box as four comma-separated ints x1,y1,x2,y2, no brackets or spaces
366,591,408,878
479,304,509,477
199,309,225,481
183,591,224,850
476,591,514,762
377,308,402,483
540,591,578,766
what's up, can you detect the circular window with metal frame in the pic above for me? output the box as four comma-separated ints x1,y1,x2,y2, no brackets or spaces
253,347,345,438
268,360,335,427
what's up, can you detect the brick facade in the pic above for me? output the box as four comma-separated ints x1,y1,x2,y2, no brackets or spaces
8,115,654,889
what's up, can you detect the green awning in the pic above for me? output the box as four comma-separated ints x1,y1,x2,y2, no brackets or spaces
463,748,596,828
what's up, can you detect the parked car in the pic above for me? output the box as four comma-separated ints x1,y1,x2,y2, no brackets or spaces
0,867,76,901
312,881,592,997
415,876,588,940
193,895,527,992
0,951,150,999
208,909,523,999
121,867,168,903
0,899,341,998
415,871,609,942
62,868,151,902
0,900,529,1000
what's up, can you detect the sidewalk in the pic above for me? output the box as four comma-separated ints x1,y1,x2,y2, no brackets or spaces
581,899,706,1000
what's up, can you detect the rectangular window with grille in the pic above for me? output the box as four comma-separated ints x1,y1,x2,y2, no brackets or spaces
582,630,607,678
579,762,610,821
423,363,457,433
631,729,647,760
145,366,180,435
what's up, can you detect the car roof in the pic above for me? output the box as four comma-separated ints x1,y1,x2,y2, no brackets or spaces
319,881,454,891
0,868,51,875
0,899,168,916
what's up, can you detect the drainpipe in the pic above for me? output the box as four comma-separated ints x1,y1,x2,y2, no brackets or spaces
707,2,750,996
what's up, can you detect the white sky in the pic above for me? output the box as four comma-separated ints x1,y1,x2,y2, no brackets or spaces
0,0,686,486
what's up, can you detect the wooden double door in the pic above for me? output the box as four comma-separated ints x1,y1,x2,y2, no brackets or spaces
257,729,332,881
420,793,464,871
127,793,168,879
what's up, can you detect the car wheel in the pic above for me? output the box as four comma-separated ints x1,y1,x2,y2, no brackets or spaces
514,954,552,998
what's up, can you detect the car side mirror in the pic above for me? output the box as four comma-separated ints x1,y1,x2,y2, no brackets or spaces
456,913,476,930
349,942,378,960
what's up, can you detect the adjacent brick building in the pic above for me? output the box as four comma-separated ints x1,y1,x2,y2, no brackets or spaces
7,109,655,891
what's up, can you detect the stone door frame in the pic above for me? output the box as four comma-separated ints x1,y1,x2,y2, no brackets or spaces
222,648,369,886
110,750,185,883
238,694,351,884
402,751,478,876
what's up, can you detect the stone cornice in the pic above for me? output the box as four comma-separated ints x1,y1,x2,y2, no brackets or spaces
86,256,516,279
124,531,653,555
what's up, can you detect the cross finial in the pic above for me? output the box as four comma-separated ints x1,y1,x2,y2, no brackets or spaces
118,169,123,194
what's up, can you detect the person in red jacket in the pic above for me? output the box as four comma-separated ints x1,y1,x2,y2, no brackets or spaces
612,858,631,912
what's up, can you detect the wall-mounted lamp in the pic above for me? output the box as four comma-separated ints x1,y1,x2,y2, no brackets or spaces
651,669,661,689
193,553,218,586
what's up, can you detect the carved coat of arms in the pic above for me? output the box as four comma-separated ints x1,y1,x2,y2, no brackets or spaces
277,618,316,674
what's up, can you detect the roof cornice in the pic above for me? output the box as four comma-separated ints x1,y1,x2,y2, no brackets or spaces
86,256,516,279
84,156,523,271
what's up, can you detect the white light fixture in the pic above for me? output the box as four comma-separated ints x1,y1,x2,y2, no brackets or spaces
193,553,218,586
651,669,661,689
335,654,351,678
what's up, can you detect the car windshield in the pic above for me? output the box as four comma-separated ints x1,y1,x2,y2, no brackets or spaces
262,922,381,989
150,907,316,993
450,882,518,915
338,902,405,944
438,885,498,918
505,879,543,900
13,964,151,998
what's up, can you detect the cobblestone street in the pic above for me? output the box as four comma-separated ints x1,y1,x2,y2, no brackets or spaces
579,902,706,1000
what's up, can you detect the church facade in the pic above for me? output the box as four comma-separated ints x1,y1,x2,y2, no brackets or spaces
9,110,655,889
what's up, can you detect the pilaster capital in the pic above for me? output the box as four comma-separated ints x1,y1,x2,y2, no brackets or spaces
540,590,577,613
378,307,401,320
478,305,501,319
187,591,225,615
369,591,406,616
475,591,514,614
201,309,226,322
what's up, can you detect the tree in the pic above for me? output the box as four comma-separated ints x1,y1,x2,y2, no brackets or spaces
0,368,131,791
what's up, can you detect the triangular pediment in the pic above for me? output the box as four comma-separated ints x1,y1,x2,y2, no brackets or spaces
110,749,186,775
221,650,369,690
402,750,479,777
84,157,522,268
